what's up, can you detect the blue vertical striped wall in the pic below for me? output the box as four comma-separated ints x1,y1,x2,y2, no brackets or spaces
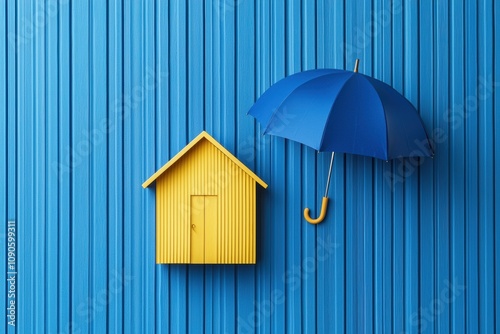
1,0,499,333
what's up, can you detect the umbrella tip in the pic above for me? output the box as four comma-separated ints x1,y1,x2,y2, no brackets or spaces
354,59,360,73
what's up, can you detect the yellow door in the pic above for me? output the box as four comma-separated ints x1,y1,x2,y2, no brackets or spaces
190,196,205,263
190,196,218,263
204,196,217,263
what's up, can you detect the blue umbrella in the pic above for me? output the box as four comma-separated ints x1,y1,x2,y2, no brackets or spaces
248,60,433,224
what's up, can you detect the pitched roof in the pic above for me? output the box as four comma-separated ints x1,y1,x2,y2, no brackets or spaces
142,131,268,189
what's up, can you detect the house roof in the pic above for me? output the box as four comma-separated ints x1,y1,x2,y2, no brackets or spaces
142,131,268,189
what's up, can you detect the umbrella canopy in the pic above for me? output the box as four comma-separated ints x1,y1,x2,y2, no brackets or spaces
248,60,433,224
248,68,433,160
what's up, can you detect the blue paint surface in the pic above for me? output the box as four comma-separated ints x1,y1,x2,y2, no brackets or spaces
0,0,498,333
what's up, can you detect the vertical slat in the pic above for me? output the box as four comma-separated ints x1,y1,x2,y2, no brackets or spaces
129,1,144,332
188,226,205,334
285,140,302,334
271,0,286,332
71,0,90,333
392,1,405,332
235,0,257,327
348,8,364,332
107,0,124,331
478,0,495,332
314,0,326,332
372,2,384,333
344,3,356,328
255,36,265,334
0,1,7,332
302,0,317,332
360,1,374,333
219,2,237,330
2,3,18,333
285,0,302,332
187,1,205,139
403,1,422,333
374,1,395,333
58,0,71,332
46,0,58,331
449,0,467,332
155,0,170,328
435,0,452,333
327,0,346,332
6,0,17,233
255,0,273,332
419,1,436,334
208,0,220,138
90,1,108,333
465,0,480,332
169,0,187,151
17,2,34,333
143,1,156,332
168,0,188,329
374,167,384,334
34,0,47,332
6,0,18,326
219,0,236,151
494,1,500,331
382,7,395,331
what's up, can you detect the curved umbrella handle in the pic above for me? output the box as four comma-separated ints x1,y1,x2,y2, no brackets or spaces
304,197,329,224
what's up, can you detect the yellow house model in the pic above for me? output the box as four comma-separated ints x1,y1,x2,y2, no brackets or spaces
143,131,268,264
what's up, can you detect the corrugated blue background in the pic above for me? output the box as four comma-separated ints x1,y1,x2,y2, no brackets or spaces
1,0,499,333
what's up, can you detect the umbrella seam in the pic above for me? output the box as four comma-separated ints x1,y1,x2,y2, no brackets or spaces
262,70,340,135
318,72,356,151
247,69,336,116
365,76,422,160
364,76,391,160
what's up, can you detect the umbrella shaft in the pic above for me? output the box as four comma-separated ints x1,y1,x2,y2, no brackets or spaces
324,152,335,197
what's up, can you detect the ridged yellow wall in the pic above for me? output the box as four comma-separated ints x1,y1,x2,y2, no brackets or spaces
156,138,256,264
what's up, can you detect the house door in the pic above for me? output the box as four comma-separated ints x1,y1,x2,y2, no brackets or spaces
190,195,217,263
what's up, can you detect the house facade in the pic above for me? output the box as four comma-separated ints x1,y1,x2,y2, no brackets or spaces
143,131,268,264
